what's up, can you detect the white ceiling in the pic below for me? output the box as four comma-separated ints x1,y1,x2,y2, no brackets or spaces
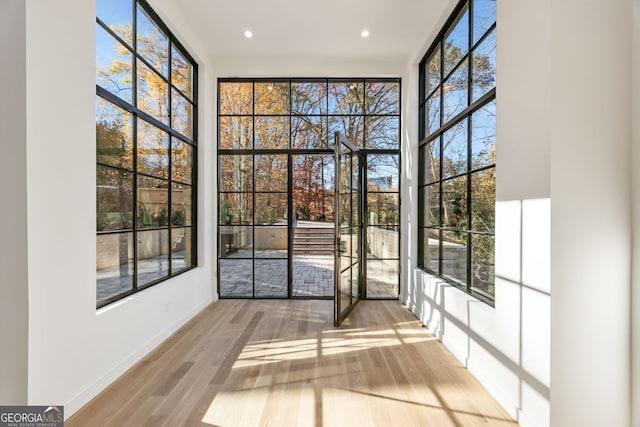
170,0,446,63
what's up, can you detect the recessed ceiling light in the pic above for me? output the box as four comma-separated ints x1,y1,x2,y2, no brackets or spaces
361,30,370,38
244,30,253,38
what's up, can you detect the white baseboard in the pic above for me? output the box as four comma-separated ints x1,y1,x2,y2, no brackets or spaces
64,299,211,419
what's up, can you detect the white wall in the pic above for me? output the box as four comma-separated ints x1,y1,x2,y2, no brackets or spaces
549,0,631,425
214,56,404,79
632,0,640,425
402,1,551,426
399,58,418,309
23,0,216,417
0,0,29,405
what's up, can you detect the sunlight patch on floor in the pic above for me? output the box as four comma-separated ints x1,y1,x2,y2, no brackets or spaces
232,332,435,369
202,387,269,426
202,387,316,427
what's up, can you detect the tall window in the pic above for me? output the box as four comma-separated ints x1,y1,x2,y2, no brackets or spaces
96,0,198,308
418,0,496,302
217,79,400,299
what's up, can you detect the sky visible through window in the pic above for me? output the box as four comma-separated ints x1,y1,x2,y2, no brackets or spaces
96,0,197,308
418,0,496,302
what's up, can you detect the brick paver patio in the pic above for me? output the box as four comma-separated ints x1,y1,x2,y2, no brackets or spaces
97,239,398,304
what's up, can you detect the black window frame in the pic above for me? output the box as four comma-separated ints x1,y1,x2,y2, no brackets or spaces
96,0,198,309
418,0,496,305
216,78,401,300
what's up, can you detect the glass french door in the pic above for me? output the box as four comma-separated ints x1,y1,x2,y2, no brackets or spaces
334,133,362,326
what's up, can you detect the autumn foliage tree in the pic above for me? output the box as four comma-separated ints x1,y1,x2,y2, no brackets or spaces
97,18,194,230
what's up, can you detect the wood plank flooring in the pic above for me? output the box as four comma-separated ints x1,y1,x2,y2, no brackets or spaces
67,300,518,427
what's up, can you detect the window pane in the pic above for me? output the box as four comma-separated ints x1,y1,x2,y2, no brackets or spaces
171,45,193,99
219,193,252,225
96,24,133,103
471,100,496,169
473,0,497,44
426,88,441,134
137,59,169,124
444,6,469,77
342,227,360,261
472,234,495,299
329,116,364,148
97,232,134,303
219,82,252,115
471,168,495,233
219,116,252,149
365,81,399,115
97,166,134,231
137,229,169,286
292,154,335,222
255,260,288,297
96,0,133,45
426,45,441,97
442,230,468,284
442,119,468,178
367,260,399,299
136,4,168,76
137,119,169,178
292,81,327,115
442,176,467,230
443,61,469,123
171,89,193,138
367,227,399,259
423,139,441,184
422,228,440,272
255,82,290,115
219,259,253,297
96,97,133,170
337,154,352,193
366,116,399,150
255,226,288,258
367,155,399,191
137,176,169,228
255,155,288,192
171,227,192,271
171,183,191,226
219,155,253,192
472,29,496,102
328,81,364,114
255,116,289,149
219,226,253,258
292,116,328,149
293,254,334,297
337,192,350,227
255,193,288,225
422,184,440,226
352,191,361,231
367,193,399,225
171,138,193,184
339,268,352,311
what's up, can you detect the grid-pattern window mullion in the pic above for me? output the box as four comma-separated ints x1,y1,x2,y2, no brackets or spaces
167,38,173,275
418,0,496,303
96,0,198,308
217,78,401,300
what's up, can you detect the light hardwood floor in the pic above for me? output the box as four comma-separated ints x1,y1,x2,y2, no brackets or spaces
67,300,518,427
